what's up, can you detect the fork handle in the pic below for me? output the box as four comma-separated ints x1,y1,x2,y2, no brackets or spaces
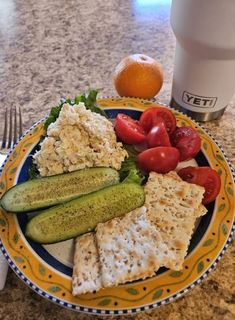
0,251,8,290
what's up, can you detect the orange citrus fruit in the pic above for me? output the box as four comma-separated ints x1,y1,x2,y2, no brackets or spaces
113,54,164,99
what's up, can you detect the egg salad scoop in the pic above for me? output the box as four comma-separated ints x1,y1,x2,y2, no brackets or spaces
33,103,128,177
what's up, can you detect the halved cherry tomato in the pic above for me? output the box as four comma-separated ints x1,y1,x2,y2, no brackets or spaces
176,136,201,161
139,106,177,134
177,166,221,204
114,113,146,144
170,126,199,145
138,147,180,174
171,126,201,161
147,120,171,148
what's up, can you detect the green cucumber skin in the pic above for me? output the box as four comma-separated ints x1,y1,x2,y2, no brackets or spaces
26,183,144,244
0,167,119,213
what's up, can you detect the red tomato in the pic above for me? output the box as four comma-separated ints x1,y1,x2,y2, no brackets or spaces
176,136,201,161
171,126,199,145
138,147,180,174
177,166,221,204
139,106,177,134
114,113,146,144
171,126,201,161
147,121,171,148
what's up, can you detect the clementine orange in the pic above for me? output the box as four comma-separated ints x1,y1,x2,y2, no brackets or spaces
113,54,164,99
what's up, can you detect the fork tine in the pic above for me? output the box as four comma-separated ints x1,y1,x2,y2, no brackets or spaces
19,107,23,138
13,107,17,145
7,106,13,149
1,108,8,149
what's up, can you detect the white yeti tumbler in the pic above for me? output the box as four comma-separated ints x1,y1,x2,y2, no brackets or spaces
170,0,235,121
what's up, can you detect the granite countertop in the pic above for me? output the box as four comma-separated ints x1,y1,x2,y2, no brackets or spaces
0,1,234,319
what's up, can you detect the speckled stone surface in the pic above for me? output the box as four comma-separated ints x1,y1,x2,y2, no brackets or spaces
0,1,234,319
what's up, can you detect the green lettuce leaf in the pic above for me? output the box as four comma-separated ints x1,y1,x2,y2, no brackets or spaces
119,145,145,185
44,89,107,130
28,162,40,180
122,169,144,184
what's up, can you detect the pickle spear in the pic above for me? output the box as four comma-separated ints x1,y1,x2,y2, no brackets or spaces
25,182,144,244
1,167,119,213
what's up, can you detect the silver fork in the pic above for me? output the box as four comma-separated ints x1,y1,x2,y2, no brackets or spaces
0,106,23,154
0,106,23,290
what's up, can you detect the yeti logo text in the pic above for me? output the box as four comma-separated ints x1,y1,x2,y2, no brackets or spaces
182,91,217,108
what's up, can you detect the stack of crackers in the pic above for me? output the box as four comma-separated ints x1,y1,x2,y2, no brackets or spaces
72,171,207,296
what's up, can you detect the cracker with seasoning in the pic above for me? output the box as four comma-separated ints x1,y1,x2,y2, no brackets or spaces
72,233,102,296
144,171,207,270
95,206,164,288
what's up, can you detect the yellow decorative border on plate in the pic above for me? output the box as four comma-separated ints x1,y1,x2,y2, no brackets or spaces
0,98,234,314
